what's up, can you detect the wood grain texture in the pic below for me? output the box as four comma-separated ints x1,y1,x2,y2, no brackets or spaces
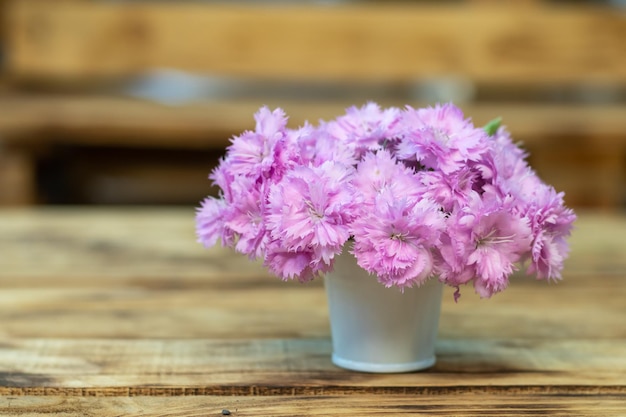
0,147,35,205
0,208,624,414
1,208,623,277
0,96,624,207
1,96,625,148
0,337,625,391
0,208,623,340
0,394,625,417
6,2,626,83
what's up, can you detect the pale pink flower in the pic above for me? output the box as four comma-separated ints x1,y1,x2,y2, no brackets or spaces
454,193,533,298
225,106,289,181
304,125,358,168
419,166,482,213
490,127,529,180
196,196,231,248
523,183,576,280
395,103,489,174
263,243,334,282
325,102,401,158
196,177,270,259
265,162,358,277
351,190,445,288
196,103,575,299
353,150,422,203
432,227,475,288
224,181,270,259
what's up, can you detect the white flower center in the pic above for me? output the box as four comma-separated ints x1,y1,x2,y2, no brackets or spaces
476,228,515,248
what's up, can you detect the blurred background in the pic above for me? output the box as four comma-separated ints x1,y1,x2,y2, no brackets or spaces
0,0,624,209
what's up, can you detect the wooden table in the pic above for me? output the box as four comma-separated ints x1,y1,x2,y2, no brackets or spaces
0,207,624,416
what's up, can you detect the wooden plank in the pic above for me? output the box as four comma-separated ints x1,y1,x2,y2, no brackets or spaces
0,209,624,414
1,96,623,207
0,209,624,341
0,337,625,390
5,2,626,84
0,208,624,284
0,207,275,283
0,147,36,205
47,147,224,205
0,96,625,148
0,285,329,339
0,394,625,417
530,145,625,209
0,275,623,340
0,208,623,281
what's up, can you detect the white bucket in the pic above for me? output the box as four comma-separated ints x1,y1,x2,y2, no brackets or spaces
325,252,443,373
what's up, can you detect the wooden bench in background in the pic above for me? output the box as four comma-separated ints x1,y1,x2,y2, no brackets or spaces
0,0,625,207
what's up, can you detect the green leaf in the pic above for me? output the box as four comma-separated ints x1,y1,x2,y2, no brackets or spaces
484,117,502,137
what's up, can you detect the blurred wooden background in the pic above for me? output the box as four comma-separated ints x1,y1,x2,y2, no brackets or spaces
0,0,624,208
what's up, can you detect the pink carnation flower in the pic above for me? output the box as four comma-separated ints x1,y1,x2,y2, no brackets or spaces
196,196,230,248
325,102,401,158
395,103,489,174
263,244,334,283
196,178,269,260
265,161,359,279
442,193,533,298
353,149,420,202
419,166,482,213
351,189,445,288
196,103,575,300
225,106,290,181
523,183,576,280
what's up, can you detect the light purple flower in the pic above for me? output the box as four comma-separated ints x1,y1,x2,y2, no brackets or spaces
419,166,482,213
303,125,358,168
490,127,529,180
395,103,489,174
224,181,270,259
450,193,533,298
523,184,576,280
196,103,575,299
196,178,270,260
325,102,401,158
353,149,422,203
351,190,445,288
224,106,289,181
196,196,230,248
265,161,359,278
263,244,334,282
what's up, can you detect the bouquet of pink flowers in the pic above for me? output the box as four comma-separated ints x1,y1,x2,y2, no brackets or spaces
196,103,575,300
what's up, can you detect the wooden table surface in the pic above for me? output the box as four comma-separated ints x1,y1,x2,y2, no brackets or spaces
0,207,624,416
